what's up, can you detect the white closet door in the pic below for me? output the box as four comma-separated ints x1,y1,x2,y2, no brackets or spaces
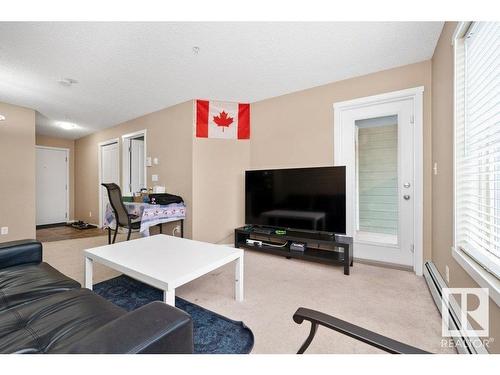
100,142,120,226
130,138,145,193
36,147,68,225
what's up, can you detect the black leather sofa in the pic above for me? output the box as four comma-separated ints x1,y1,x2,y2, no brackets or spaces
0,239,193,354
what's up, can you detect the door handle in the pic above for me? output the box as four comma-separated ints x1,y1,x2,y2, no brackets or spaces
403,195,411,200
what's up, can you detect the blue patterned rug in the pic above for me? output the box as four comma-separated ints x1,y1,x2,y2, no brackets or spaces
93,275,254,354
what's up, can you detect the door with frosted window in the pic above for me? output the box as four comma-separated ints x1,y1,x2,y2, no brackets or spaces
338,99,415,267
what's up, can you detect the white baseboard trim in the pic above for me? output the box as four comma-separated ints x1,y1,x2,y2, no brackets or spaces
424,261,489,354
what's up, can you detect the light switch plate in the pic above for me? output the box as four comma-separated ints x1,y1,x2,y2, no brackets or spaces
153,157,159,165
1,227,8,235
152,174,159,182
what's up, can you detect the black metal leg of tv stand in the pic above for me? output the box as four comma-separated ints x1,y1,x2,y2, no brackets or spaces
343,243,353,276
344,260,350,275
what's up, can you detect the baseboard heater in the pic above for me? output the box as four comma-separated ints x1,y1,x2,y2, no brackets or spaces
423,261,488,354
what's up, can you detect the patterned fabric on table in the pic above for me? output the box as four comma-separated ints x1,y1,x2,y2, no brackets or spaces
104,202,186,234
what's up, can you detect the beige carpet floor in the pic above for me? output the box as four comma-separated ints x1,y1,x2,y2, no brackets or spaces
42,234,455,354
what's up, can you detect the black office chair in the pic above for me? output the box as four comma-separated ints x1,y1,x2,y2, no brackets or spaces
101,183,141,244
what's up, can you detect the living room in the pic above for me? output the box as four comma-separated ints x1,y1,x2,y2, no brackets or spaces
0,1,499,372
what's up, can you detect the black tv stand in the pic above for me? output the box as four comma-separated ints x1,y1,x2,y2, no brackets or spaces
234,226,353,275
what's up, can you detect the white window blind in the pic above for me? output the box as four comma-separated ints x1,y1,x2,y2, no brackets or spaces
356,116,398,237
455,22,500,278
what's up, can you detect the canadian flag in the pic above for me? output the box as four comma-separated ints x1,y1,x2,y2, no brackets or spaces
196,100,250,139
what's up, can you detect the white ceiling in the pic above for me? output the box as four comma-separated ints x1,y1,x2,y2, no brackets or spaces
0,22,443,139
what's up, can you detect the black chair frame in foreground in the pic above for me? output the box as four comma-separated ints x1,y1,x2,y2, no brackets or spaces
293,307,429,354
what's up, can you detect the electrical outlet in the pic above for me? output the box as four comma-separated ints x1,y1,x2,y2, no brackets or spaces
445,265,450,283
1,227,8,235
89,211,92,217
152,174,159,182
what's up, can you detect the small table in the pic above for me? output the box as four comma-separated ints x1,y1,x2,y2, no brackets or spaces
84,235,244,306
104,202,186,236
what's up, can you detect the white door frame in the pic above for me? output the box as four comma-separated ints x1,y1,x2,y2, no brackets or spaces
121,129,147,194
98,138,120,228
36,145,70,224
333,86,424,275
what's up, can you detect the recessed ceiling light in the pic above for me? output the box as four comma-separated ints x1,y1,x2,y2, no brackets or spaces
58,78,78,87
0,114,5,121
57,121,78,130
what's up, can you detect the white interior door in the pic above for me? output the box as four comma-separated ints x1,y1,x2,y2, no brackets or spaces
100,142,120,226
337,99,415,267
36,147,68,225
130,138,145,192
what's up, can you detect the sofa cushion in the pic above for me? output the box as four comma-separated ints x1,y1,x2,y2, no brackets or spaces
0,288,125,353
0,262,80,312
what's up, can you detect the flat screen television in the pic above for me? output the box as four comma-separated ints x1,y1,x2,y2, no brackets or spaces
245,166,346,234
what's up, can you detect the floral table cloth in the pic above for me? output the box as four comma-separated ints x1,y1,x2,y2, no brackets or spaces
104,202,186,236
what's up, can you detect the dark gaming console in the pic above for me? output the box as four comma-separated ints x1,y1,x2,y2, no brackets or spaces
251,227,275,235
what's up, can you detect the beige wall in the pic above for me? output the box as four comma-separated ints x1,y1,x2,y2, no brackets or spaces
74,101,193,238
251,61,433,261
192,138,250,243
0,102,36,242
35,135,75,221
432,22,499,353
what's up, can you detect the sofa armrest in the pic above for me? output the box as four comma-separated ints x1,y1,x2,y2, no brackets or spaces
0,239,42,270
65,302,194,354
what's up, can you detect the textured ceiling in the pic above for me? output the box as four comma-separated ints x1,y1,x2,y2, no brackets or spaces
0,22,443,139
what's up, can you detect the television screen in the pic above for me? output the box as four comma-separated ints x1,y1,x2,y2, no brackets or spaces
245,166,346,234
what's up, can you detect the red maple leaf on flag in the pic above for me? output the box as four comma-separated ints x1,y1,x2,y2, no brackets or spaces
213,110,234,131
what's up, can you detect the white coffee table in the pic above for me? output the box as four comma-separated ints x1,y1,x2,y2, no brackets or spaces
84,234,244,306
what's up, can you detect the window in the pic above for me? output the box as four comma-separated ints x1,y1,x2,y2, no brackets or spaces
454,22,500,279
356,116,398,242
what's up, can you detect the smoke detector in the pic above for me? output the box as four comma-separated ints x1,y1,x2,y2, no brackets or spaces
58,78,78,87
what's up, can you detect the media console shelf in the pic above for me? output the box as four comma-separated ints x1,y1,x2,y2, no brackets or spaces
234,226,353,275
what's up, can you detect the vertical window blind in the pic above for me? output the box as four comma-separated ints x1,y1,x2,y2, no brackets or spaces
455,22,500,278
356,116,398,237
